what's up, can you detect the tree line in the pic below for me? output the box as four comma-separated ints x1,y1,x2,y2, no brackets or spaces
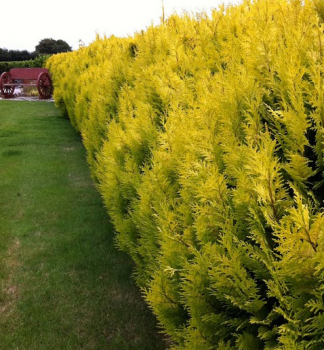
0,38,72,62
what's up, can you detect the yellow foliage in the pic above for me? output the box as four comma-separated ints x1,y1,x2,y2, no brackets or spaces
47,1,324,348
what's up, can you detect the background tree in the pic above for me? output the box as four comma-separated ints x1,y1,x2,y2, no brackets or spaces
0,48,35,62
35,38,72,55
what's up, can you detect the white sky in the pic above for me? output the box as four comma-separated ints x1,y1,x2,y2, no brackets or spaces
2,0,235,52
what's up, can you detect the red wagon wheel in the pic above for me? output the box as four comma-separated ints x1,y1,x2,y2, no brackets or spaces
0,72,15,98
37,72,53,99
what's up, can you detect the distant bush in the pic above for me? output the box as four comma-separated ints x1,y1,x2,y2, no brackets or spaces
0,56,50,74
48,1,324,349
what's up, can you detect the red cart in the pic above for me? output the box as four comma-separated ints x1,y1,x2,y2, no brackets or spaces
0,68,53,99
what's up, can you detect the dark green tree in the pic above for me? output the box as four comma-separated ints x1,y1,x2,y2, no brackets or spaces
0,48,35,62
35,38,72,55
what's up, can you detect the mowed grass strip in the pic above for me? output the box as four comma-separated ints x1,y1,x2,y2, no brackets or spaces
0,101,166,350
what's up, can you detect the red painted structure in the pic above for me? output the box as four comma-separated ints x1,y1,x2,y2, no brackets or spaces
0,68,53,99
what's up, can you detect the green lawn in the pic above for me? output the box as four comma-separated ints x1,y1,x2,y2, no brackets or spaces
0,101,166,350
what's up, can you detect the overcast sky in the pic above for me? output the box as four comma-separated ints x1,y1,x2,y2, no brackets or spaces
2,0,235,52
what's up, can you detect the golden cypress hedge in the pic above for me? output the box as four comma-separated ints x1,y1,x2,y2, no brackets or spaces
47,1,324,348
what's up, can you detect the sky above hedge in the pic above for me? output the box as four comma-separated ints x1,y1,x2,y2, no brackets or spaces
4,0,234,52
